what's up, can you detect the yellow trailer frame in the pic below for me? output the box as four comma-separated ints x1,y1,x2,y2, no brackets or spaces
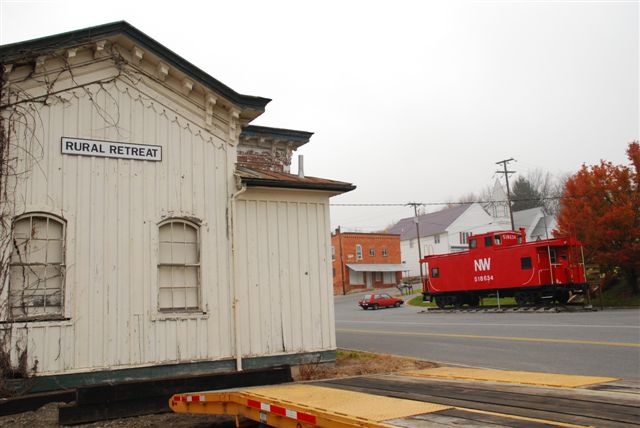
169,384,449,427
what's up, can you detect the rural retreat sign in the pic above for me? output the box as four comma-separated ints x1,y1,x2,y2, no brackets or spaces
61,137,162,161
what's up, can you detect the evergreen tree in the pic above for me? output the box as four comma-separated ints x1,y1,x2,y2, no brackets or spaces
511,176,543,211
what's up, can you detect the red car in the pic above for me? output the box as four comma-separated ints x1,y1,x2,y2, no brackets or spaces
358,293,403,310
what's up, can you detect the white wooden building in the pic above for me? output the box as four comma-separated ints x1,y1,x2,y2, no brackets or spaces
0,22,353,390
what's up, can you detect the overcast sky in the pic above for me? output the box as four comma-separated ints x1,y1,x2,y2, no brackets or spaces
1,0,638,231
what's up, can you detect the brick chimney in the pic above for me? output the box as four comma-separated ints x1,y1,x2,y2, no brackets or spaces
238,126,313,173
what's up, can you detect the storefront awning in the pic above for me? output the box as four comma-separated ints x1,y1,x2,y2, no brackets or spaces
346,264,406,272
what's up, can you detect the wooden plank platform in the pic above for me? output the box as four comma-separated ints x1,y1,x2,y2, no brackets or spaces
387,408,569,427
316,375,640,428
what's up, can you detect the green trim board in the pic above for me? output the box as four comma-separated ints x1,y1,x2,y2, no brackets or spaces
4,350,335,394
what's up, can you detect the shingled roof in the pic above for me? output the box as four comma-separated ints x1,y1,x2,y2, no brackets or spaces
236,166,356,193
385,204,472,240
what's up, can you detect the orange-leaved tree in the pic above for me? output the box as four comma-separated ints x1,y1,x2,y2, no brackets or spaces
556,142,640,294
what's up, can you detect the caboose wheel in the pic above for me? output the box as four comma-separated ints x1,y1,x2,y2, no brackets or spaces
452,296,463,308
515,292,528,306
555,289,570,305
467,295,480,307
435,296,447,309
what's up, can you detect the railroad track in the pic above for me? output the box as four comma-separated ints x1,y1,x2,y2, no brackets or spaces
419,304,598,313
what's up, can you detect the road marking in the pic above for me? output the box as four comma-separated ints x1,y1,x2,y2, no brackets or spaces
338,320,640,329
336,328,640,348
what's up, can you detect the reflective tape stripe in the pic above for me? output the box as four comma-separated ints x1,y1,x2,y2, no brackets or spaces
271,405,287,416
298,411,317,424
180,395,206,403
285,409,297,419
246,398,316,424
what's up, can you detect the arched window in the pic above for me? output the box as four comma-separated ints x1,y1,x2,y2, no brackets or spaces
10,213,65,319
158,219,200,311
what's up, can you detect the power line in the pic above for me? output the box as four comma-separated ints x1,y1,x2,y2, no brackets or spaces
330,196,565,207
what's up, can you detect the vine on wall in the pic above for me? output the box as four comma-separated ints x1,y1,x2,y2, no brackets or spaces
0,44,135,395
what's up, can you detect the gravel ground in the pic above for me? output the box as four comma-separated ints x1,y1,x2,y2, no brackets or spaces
0,403,236,428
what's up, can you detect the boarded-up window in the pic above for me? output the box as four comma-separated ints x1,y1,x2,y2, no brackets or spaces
10,214,65,319
158,220,200,311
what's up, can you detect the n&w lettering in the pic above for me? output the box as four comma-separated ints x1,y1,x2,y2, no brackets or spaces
474,258,491,272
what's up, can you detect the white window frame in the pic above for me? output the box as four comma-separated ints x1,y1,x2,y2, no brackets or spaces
331,245,336,261
355,244,363,260
9,212,66,320
434,234,440,244
157,218,201,312
381,247,388,257
369,247,375,257
460,232,471,244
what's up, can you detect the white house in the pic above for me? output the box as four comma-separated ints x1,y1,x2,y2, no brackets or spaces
386,203,502,277
0,22,353,391
514,207,557,241
487,180,557,241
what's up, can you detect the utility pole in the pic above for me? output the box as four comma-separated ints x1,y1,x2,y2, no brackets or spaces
496,158,516,231
407,202,424,285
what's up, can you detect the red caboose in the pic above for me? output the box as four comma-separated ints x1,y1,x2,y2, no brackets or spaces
420,229,587,308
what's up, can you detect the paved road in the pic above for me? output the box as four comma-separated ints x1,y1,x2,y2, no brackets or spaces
334,290,640,380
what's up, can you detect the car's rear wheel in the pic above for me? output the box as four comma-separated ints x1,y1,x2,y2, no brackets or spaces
372,303,379,310
394,301,401,307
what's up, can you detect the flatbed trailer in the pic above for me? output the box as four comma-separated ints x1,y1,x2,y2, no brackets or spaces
170,383,450,427
169,368,639,428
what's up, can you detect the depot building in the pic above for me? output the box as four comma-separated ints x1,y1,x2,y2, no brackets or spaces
0,22,354,390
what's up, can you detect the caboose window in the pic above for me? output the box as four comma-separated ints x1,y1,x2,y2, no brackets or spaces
494,235,502,245
521,257,532,269
469,239,477,249
484,236,492,247
431,267,440,278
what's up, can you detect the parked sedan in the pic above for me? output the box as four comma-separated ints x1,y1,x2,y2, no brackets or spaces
358,293,404,310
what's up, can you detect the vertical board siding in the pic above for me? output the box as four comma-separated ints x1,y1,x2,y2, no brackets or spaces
235,192,334,355
7,79,234,374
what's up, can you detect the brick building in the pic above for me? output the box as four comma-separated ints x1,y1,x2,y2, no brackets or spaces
331,230,404,295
